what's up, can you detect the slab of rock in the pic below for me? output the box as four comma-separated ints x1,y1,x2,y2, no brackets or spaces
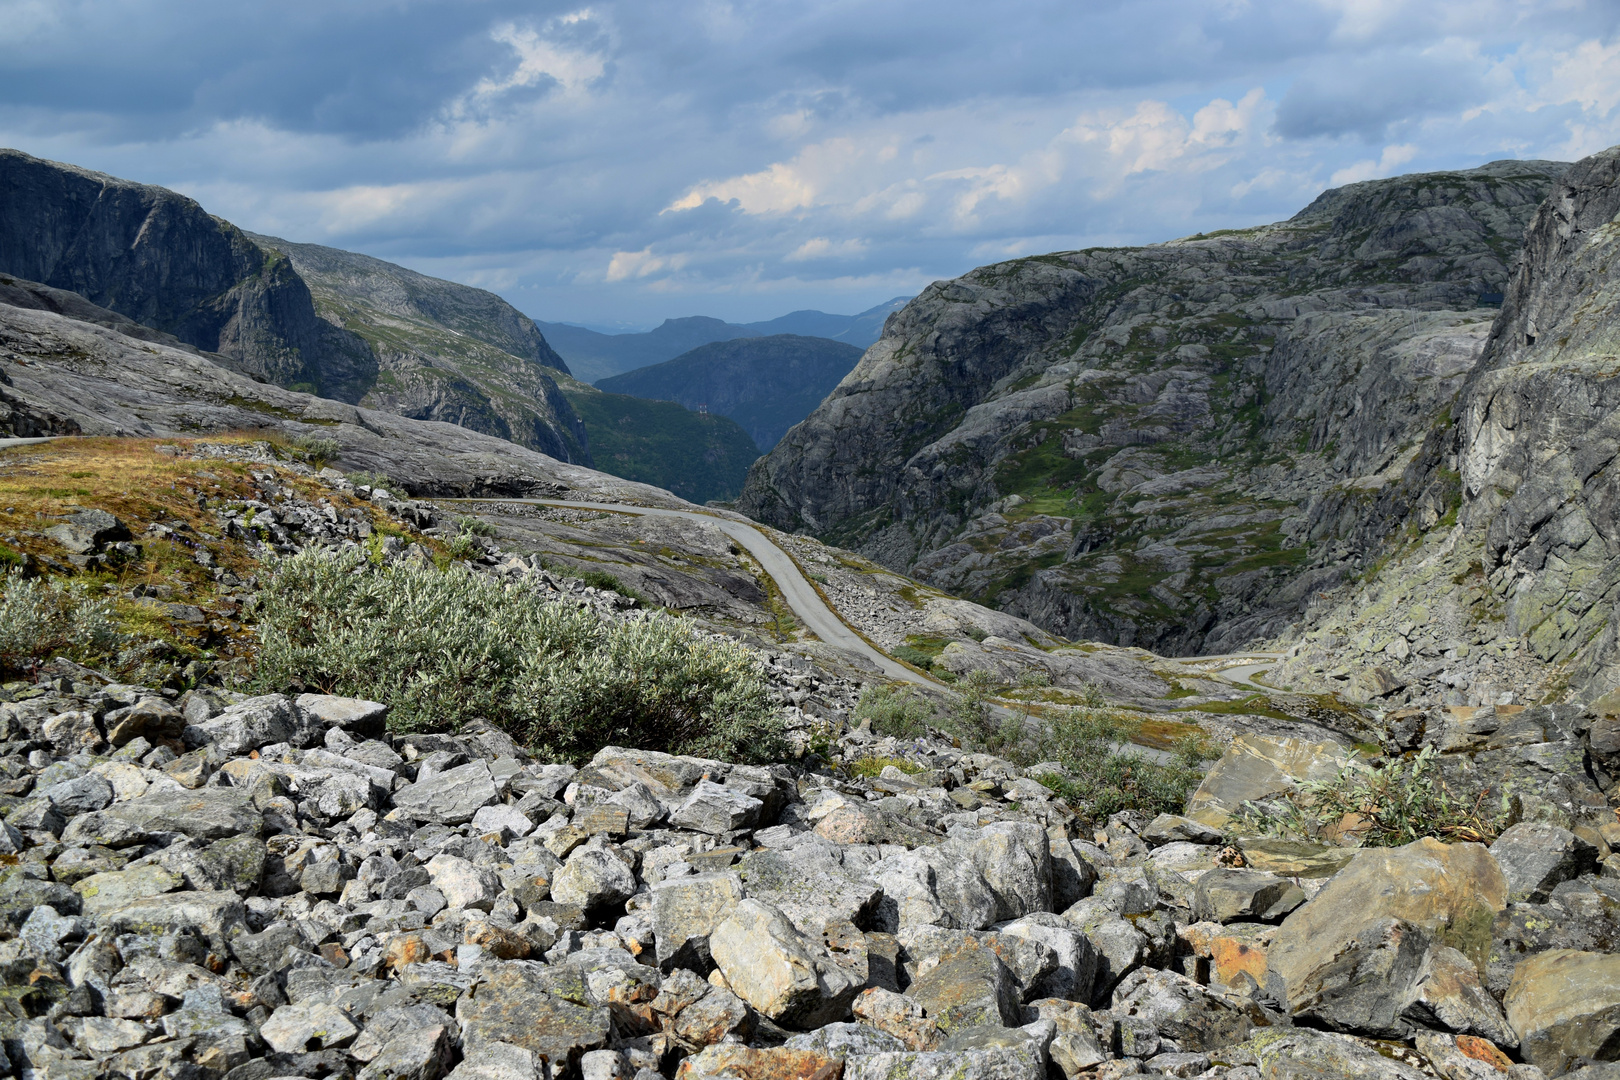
1404,945,1516,1047
72,864,181,916
296,693,388,737
44,509,128,553
1023,999,1106,1077
41,772,114,815
391,760,499,825
1242,1028,1428,1078
903,938,1021,1034
738,843,881,935
995,913,1101,1003
676,1044,845,1080
60,788,263,848
1505,948,1620,1074
1184,734,1354,829
457,964,612,1069
652,871,745,971
1192,868,1306,924
1488,822,1599,904
425,854,500,912
104,696,185,747
186,694,313,754
1143,814,1224,846
711,898,863,1030
1109,968,1252,1053
842,1020,1051,1080
959,823,1052,922
671,780,764,835
551,847,637,911
1266,838,1507,1037
98,889,247,949
261,1001,360,1053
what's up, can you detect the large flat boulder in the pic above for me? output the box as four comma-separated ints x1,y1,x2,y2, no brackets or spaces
1184,734,1353,829
60,788,263,848
1506,949,1620,1075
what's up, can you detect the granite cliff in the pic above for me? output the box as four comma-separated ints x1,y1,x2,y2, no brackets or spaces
0,150,588,464
739,159,1568,662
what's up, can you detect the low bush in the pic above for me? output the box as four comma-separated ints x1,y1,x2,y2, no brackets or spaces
250,548,782,762
345,470,392,491
454,515,497,537
1034,706,1211,825
1235,744,1508,846
291,434,341,468
892,645,935,671
853,683,934,738
0,573,122,676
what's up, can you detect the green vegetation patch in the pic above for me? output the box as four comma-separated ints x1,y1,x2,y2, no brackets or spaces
563,389,760,504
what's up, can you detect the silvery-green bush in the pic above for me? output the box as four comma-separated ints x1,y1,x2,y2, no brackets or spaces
0,573,121,675
251,548,782,761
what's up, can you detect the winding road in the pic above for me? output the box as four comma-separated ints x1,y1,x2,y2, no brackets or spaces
471,499,935,688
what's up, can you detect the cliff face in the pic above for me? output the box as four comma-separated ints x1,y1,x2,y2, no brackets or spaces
1271,146,1620,704
0,149,588,464
250,236,589,465
739,160,1567,655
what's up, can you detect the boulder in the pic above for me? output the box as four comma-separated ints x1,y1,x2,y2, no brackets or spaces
711,898,863,1030
995,913,1101,1002
903,938,1021,1033
738,842,881,935
1505,949,1620,1075
1266,838,1507,1037
551,847,637,911
1404,945,1516,1047
1108,968,1252,1053
671,780,764,835
296,693,389,738
457,964,612,1068
1184,735,1354,829
960,823,1052,922
652,871,745,971
186,694,314,754
1192,869,1306,924
1242,1027,1428,1078
392,760,500,825
60,788,263,848
72,864,181,916
841,1020,1051,1080
1142,814,1224,846
1023,1000,1106,1078
425,854,501,912
1489,822,1599,904
676,1044,845,1080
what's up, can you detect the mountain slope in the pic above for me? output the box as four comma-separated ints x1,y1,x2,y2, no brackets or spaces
0,148,589,464
738,159,1568,657
558,379,761,504
248,235,589,464
595,334,864,451
538,297,908,383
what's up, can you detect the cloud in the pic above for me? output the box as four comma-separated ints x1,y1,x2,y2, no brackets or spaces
3,0,1620,326
1329,142,1418,185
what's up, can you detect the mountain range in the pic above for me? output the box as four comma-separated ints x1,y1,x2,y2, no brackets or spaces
537,298,907,384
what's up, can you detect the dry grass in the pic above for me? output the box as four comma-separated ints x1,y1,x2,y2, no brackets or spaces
0,435,435,670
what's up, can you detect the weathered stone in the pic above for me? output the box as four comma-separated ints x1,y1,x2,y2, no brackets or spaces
354,1023,451,1080
677,1044,844,1080
0,873,82,925
1505,949,1620,1075
841,1020,1050,1080
1266,838,1506,1036
392,760,499,825
1404,945,1516,1047
42,772,113,815
652,871,744,970
471,804,534,840
98,889,246,949
444,1040,545,1080
711,898,863,1030
1192,869,1306,924
456,963,612,1070
187,694,312,754
904,938,1020,1034
1061,898,1151,998
45,509,128,553
1243,1028,1428,1078
960,823,1052,922
296,693,388,737
41,709,104,755
672,985,753,1047
1185,735,1355,829
60,787,263,848
1142,814,1224,846
260,1001,361,1053
552,847,637,911
1109,968,1252,1052
1023,999,1106,1078
996,913,1102,1002
671,780,764,835
72,864,181,916
1489,822,1599,904
104,696,185,747
739,843,882,936
426,854,500,912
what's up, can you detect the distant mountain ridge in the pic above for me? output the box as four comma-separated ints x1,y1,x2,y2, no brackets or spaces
538,297,907,383
596,334,864,452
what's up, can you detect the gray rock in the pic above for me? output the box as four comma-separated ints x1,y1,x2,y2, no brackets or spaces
1192,869,1307,924
1489,822,1599,904
60,787,263,848
669,779,763,835
1023,999,1106,1078
651,871,744,970
783,1022,908,1056
354,1023,451,1080
1142,814,1224,846
392,760,499,825
425,854,500,912
456,962,612,1067
260,1001,361,1054
996,912,1102,1002
186,694,312,754
296,693,389,738
444,1041,545,1080
710,897,863,1029
961,822,1052,922
1506,948,1620,1075
551,847,637,911
44,509,128,553
1109,968,1252,1053
904,937,1021,1033
1403,944,1516,1047
737,841,881,935
41,773,114,815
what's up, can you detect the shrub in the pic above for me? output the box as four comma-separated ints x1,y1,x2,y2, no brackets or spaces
854,683,934,738
1016,668,1052,690
892,645,935,671
1034,706,1211,825
250,548,782,761
947,668,1023,750
0,573,122,675
445,534,479,560
1235,744,1508,846
291,434,341,468
455,515,497,537
345,470,392,490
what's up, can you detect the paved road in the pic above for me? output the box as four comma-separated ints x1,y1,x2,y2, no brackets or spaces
465,498,936,688
0,437,67,449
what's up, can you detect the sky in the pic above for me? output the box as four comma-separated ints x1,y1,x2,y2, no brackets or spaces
3,1,1620,330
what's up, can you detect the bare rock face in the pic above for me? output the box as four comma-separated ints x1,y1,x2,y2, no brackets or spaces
738,160,1566,657
0,149,589,464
